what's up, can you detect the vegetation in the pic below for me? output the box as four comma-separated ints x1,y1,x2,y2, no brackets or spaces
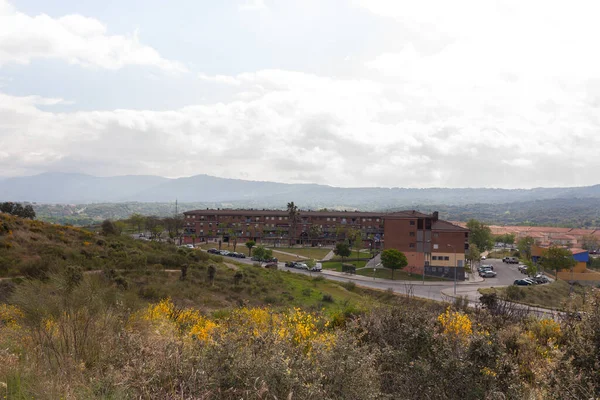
380,249,408,280
516,236,535,260
252,245,273,264
479,280,586,310
466,219,494,252
2,214,600,398
245,240,256,256
334,242,351,261
287,201,300,246
0,202,36,219
541,246,578,274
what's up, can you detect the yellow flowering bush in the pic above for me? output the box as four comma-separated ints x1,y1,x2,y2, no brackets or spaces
0,304,23,329
135,300,334,352
437,307,472,339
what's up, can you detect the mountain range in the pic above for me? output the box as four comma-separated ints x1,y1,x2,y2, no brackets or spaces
1,172,600,209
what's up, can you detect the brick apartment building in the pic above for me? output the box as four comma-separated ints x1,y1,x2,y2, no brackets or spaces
182,208,469,279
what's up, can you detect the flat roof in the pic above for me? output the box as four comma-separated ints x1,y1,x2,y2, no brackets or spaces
184,209,432,219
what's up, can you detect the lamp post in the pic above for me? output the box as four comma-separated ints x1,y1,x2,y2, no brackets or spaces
447,244,457,295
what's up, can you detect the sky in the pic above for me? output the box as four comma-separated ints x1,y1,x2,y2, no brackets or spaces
1,0,599,189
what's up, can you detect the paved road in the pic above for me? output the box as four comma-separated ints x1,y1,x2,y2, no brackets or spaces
201,250,560,316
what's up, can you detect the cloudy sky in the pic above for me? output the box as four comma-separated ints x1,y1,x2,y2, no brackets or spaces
1,0,599,188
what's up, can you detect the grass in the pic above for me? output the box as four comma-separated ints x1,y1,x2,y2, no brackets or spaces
356,268,448,281
322,260,369,272
478,279,587,310
266,246,332,260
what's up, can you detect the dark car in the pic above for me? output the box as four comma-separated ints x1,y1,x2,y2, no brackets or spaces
514,279,533,286
207,248,219,254
264,262,278,269
266,257,278,263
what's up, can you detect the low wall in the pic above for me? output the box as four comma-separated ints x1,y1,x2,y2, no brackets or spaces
424,266,465,280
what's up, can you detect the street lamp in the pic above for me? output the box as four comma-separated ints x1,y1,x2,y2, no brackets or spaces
447,244,457,295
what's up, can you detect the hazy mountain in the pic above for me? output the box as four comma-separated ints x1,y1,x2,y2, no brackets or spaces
1,172,600,207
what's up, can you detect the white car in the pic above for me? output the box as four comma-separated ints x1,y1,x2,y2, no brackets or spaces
481,255,486,260
482,270,497,278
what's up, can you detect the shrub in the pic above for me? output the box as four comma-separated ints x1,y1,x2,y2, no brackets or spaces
322,293,334,303
505,285,525,301
341,281,356,291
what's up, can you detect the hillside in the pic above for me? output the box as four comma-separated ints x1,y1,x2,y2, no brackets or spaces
1,172,600,206
0,213,378,311
2,213,600,399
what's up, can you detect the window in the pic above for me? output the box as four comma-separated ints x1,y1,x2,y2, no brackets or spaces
433,244,439,250
362,218,366,222
376,218,380,222
200,230,204,233
432,256,438,260
200,223,204,226
433,233,439,238
279,217,282,220
444,256,450,261
410,220,415,226
333,218,336,221
409,243,415,248
409,232,415,237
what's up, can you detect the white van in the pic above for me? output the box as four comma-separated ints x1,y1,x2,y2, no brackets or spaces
311,263,322,272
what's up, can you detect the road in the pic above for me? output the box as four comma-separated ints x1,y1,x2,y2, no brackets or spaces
216,253,524,303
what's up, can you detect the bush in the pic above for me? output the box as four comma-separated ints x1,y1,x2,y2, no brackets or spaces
341,281,356,291
505,285,525,301
322,293,334,303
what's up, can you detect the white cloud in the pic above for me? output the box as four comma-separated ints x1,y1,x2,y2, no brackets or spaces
2,67,600,188
239,0,268,11
0,0,186,72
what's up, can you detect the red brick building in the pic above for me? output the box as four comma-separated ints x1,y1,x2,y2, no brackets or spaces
182,208,468,279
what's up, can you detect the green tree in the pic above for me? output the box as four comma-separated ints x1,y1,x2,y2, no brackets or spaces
191,234,197,246
129,213,146,233
252,245,274,264
101,219,118,236
245,240,256,256
380,249,408,280
524,260,537,277
517,236,536,260
114,220,126,235
495,233,516,246
334,242,351,262
308,225,322,246
541,246,577,274
465,244,481,268
466,219,494,252
346,228,362,259
287,202,300,246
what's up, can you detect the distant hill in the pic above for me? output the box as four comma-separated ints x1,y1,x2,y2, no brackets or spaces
1,172,600,208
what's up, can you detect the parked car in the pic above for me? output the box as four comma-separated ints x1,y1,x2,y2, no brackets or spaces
503,257,519,264
296,263,308,270
517,265,529,273
481,270,497,278
480,255,486,260
266,257,278,263
514,279,533,286
532,274,550,284
220,250,230,256
478,265,493,273
207,248,220,254
311,263,322,272
264,262,278,269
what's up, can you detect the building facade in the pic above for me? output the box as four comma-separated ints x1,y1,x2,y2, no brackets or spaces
182,208,469,280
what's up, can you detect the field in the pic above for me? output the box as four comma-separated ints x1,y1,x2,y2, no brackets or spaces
265,246,332,260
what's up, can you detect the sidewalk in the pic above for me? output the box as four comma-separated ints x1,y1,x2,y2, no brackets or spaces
321,250,335,261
